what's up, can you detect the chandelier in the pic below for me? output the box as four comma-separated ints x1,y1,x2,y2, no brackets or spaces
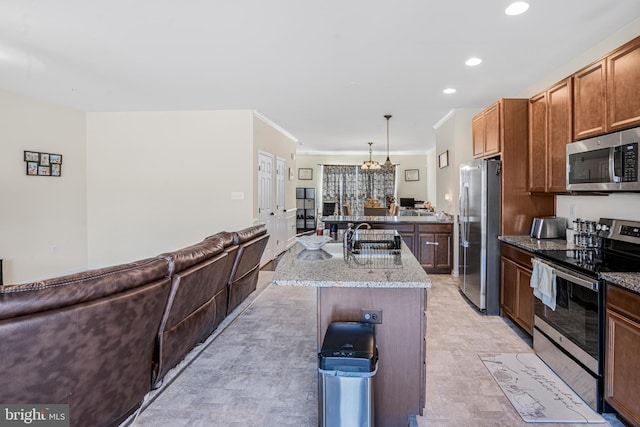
361,142,381,170
384,114,393,166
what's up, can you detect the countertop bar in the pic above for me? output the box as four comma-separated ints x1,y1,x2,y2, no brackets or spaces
500,235,640,294
273,242,431,288
321,215,454,224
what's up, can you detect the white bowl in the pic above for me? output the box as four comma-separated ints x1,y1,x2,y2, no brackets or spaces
296,235,332,250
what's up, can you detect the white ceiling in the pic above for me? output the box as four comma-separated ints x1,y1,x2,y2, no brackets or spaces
1,1,640,155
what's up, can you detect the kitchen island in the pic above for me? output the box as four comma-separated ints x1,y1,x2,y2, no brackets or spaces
273,240,431,427
322,215,454,273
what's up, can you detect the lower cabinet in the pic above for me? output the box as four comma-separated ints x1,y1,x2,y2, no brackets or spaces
417,226,452,274
605,284,640,426
372,222,453,274
500,244,534,334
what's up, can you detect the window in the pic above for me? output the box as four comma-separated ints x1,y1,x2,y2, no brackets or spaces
321,165,396,216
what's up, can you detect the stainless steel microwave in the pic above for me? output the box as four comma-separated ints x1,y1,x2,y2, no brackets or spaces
566,127,639,192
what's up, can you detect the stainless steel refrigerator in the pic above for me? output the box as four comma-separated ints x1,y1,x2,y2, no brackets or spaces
459,159,501,315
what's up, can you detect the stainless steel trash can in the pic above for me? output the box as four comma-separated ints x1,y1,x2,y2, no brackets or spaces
318,322,378,427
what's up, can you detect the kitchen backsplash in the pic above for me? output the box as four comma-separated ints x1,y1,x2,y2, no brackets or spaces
557,193,640,223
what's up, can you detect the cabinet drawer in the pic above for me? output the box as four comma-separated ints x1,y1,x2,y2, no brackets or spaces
501,243,533,269
417,224,452,233
376,224,415,232
607,284,640,324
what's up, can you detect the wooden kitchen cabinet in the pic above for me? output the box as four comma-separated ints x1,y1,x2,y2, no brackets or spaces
376,223,415,252
528,78,572,193
471,97,555,235
472,101,500,158
500,244,534,334
573,35,640,139
416,224,452,274
368,221,452,274
607,36,640,132
605,283,640,427
573,60,607,140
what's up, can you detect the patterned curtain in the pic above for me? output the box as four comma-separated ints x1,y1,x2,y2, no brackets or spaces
322,165,396,215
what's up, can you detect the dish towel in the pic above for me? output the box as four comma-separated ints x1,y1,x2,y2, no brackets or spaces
530,259,557,311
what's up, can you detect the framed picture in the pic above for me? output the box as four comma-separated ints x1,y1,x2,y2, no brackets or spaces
438,150,449,168
298,168,313,180
26,162,38,175
24,151,40,162
39,153,50,166
51,164,62,177
24,150,63,177
405,169,419,181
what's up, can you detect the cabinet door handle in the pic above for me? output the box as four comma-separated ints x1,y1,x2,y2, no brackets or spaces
425,241,439,246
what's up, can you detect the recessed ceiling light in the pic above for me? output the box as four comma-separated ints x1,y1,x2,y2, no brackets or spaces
465,57,482,66
505,1,530,15
443,88,457,95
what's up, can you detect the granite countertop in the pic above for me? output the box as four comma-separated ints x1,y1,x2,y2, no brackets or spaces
499,235,576,252
273,242,432,288
500,235,640,295
601,273,640,294
322,215,454,224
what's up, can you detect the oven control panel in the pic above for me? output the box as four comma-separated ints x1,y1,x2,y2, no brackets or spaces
620,224,640,238
600,218,640,245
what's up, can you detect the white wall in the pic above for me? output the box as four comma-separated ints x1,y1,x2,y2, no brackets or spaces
86,110,255,267
434,108,482,276
252,113,298,212
0,89,88,284
295,153,431,207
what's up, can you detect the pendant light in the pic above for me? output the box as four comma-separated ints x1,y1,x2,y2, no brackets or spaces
383,114,393,167
361,142,381,170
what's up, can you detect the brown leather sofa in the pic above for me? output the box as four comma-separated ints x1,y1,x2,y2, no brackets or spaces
226,224,269,314
0,226,270,426
0,258,172,427
154,232,237,387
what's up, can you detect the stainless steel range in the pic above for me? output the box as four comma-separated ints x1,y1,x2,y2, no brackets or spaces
533,218,640,412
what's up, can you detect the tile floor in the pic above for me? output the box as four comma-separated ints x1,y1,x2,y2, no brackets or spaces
416,274,622,427
123,272,624,427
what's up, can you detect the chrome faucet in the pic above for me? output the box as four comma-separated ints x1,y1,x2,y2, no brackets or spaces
344,222,355,249
355,223,371,231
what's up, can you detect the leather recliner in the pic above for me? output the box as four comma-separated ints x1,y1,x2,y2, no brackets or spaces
0,258,172,427
154,233,236,386
226,224,269,315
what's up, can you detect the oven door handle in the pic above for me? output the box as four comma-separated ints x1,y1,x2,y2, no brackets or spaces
535,258,600,291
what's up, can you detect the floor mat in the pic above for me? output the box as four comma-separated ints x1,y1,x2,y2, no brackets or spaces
479,353,605,424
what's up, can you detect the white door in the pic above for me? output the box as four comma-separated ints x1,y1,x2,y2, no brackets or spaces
258,151,275,263
275,157,287,255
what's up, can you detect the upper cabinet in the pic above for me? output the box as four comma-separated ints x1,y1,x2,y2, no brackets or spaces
472,98,555,234
472,101,500,158
573,60,606,140
573,36,640,140
607,36,640,132
529,78,573,193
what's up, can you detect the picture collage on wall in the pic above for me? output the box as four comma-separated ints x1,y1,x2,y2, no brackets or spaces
24,151,62,177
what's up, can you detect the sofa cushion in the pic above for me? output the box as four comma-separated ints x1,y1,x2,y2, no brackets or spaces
204,231,235,248
233,224,267,245
159,237,225,274
0,257,170,320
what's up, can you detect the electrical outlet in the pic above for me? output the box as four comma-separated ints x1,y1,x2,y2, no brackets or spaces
360,308,383,324
570,204,577,219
